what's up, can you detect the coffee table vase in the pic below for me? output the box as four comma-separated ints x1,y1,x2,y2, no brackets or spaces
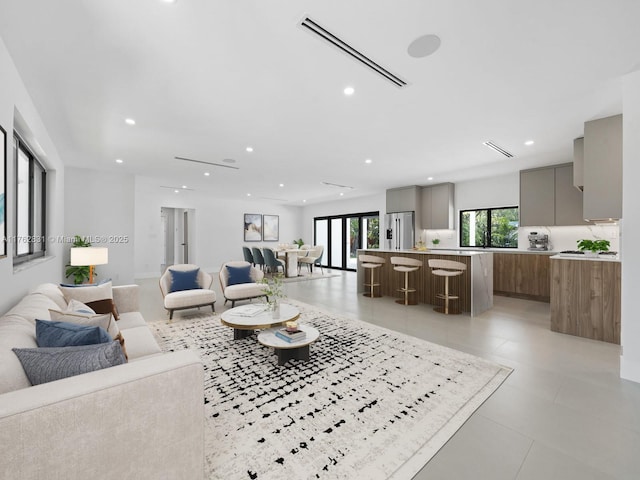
272,303,280,320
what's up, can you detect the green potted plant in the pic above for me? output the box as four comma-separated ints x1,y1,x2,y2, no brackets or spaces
577,239,610,257
432,238,441,247
259,274,286,318
292,238,304,248
65,235,92,284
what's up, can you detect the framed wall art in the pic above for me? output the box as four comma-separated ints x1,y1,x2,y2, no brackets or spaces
262,214,279,241
244,213,262,241
0,125,6,258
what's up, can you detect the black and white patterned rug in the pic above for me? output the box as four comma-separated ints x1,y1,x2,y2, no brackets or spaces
150,301,512,480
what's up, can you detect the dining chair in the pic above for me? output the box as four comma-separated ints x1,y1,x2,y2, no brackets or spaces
252,247,265,271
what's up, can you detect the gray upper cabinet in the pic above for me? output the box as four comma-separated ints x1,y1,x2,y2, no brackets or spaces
386,186,420,213
520,167,555,226
420,183,454,229
573,137,584,191
555,164,589,225
583,114,622,220
520,163,587,226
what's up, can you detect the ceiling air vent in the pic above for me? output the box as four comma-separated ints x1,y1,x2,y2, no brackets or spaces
299,16,408,88
175,156,239,170
321,181,355,189
482,141,514,158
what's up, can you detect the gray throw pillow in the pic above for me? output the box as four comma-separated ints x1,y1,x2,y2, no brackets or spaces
12,341,126,386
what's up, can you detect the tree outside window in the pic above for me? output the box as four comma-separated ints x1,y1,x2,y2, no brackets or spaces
460,207,518,248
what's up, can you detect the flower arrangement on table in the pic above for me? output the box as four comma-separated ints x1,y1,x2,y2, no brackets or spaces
258,274,286,312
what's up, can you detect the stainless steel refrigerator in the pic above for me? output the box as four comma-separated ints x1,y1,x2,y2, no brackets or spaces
385,212,415,250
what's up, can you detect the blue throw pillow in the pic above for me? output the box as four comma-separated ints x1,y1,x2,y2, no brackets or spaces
169,268,200,292
36,319,111,348
13,342,126,386
226,264,253,286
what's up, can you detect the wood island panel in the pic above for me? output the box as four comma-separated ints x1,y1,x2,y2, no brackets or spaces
361,251,472,313
550,258,620,344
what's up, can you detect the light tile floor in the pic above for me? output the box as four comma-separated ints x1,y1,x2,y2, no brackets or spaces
138,270,640,480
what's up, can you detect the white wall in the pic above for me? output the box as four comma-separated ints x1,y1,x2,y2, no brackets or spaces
621,70,640,383
134,176,303,277
64,167,136,284
0,37,66,314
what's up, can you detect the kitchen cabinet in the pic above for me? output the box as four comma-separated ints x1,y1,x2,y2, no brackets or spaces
573,137,584,191
583,114,622,221
493,253,550,302
550,257,620,344
520,163,588,226
420,183,454,229
555,164,589,225
520,167,555,226
386,186,420,213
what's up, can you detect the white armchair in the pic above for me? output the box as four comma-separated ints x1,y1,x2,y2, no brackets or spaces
219,261,268,307
159,264,217,319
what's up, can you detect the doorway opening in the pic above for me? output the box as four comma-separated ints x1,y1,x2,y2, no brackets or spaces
160,207,195,274
313,211,379,271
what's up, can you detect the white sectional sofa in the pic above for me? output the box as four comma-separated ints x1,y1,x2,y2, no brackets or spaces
0,283,204,480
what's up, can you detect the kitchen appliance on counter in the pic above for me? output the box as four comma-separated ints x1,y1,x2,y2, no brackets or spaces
385,212,415,250
528,232,549,251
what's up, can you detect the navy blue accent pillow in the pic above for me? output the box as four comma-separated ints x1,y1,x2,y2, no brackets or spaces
36,319,111,348
226,265,253,286
169,268,200,292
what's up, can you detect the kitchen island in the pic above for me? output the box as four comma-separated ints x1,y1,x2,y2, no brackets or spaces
356,249,493,316
550,254,621,344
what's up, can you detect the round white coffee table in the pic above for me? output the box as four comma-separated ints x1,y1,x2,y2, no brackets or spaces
220,303,300,340
258,325,320,365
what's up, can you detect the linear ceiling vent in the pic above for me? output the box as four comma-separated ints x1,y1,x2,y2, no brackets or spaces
321,181,355,189
482,141,514,158
175,156,240,170
299,16,408,88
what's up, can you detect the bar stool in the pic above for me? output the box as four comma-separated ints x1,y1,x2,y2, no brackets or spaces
359,254,385,298
428,259,467,314
390,256,422,305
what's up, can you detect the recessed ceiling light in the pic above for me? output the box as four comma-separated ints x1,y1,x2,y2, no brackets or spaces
339,192,344,196
302,199,306,203
427,177,433,181
344,86,355,96
279,183,284,187
246,146,253,153
174,189,179,193
247,193,251,197
365,159,372,164
182,185,187,189
125,118,136,125
115,159,123,164
524,140,535,146
162,0,177,3
204,172,210,176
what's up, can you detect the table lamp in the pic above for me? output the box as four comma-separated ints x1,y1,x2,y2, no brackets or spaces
70,247,108,284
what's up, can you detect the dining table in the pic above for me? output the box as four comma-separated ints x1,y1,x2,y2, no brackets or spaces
275,248,308,277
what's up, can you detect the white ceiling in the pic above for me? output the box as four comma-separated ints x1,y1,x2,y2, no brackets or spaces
1,0,639,205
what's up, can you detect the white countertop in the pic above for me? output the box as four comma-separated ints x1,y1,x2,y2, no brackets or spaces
360,248,491,257
430,248,556,255
550,254,620,262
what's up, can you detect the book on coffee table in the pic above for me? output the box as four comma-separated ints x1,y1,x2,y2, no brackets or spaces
275,327,306,342
232,305,266,317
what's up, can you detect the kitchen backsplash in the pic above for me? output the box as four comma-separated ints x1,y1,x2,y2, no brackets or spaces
421,224,620,252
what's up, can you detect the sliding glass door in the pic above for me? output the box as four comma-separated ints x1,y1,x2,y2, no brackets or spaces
314,211,379,271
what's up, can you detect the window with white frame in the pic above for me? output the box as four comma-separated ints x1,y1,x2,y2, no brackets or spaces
13,133,46,264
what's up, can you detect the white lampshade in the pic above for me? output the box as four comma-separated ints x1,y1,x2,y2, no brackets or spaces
70,247,108,266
